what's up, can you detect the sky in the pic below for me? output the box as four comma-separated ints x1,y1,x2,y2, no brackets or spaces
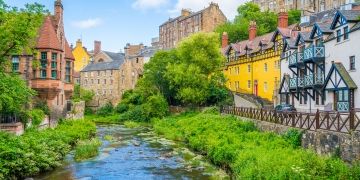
6,0,248,52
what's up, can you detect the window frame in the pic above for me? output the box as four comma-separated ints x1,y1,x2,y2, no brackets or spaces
350,56,356,70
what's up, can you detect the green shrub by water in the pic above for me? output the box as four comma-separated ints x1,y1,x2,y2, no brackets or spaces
0,120,96,179
74,138,102,162
153,113,360,179
124,121,141,128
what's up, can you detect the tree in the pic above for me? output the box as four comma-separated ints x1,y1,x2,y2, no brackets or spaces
216,2,277,43
0,73,35,114
73,84,95,104
288,9,301,25
0,0,46,71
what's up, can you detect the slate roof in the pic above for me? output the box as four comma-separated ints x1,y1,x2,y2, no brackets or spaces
103,51,125,60
65,39,75,60
333,63,357,89
36,16,62,51
339,10,360,21
81,59,124,72
300,9,337,27
316,22,333,33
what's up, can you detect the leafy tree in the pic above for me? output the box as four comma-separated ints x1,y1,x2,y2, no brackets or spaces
0,0,47,71
0,73,36,114
288,9,301,25
73,84,95,104
216,2,277,43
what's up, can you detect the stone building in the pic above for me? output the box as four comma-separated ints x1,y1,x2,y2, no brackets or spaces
80,42,156,107
9,0,74,118
252,0,358,13
159,2,227,49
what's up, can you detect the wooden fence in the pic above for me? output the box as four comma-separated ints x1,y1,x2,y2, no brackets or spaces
0,114,21,124
221,106,360,134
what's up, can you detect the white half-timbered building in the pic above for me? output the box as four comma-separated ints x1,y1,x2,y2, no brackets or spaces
279,9,360,112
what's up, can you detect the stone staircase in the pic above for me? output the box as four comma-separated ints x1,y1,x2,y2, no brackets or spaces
234,92,274,109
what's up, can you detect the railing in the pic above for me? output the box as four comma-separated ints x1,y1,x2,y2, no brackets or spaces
298,78,304,88
304,46,325,61
290,78,297,89
288,52,298,66
314,74,324,85
298,52,304,63
0,114,21,124
221,106,360,134
304,74,314,87
338,102,350,112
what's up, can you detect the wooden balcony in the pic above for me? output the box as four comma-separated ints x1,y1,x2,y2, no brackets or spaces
288,51,304,68
304,73,325,88
289,77,305,89
303,46,325,63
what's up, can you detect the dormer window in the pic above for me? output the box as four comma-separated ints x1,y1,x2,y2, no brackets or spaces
344,26,349,40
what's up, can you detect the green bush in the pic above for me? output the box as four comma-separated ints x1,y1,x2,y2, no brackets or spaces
28,109,45,127
153,112,360,179
119,105,147,122
142,94,169,120
115,103,129,114
0,120,96,179
282,129,303,148
74,138,102,162
33,100,50,115
201,106,220,115
96,102,114,116
85,107,94,115
124,121,140,128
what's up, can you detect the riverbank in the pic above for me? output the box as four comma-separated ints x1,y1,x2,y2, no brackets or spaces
0,120,96,179
152,111,360,179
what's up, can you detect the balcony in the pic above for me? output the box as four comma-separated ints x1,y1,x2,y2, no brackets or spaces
31,79,61,99
288,51,304,68
289,77,304,89
304,73,325,88
303,46,325,62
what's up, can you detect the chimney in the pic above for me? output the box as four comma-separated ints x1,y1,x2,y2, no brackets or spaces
54,0,63,25
222,32,229,48
76,39,82,48
94,41,101,55
278,9,288,28
181,9,191,17
248,21,257,41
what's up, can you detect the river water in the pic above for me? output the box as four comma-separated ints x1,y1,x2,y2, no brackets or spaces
35,124,228,180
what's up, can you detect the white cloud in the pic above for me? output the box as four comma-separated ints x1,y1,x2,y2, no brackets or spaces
132,0,169,10
169,0,249,20
72,18,102,29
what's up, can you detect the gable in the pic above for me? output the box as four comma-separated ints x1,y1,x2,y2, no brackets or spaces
331,11,348,30
324,63,357,90
310,24,323,39
279,75,290,94
295,34,304,46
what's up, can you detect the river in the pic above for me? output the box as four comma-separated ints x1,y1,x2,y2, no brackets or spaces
35,124,228,180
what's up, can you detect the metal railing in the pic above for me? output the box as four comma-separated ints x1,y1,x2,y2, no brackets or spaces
0,114,21,124
288,51,304,66
221,106,360,134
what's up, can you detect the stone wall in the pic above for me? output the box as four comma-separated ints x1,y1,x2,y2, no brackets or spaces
66,101,85,120
238,116,360,162
0,123,24,135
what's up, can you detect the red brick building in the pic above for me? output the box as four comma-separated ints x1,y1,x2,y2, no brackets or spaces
11,0,74,119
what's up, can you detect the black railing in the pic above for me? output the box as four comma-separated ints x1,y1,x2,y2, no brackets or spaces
0,114,21,124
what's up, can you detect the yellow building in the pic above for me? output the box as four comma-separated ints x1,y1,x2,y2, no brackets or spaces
222,12,296,103
72,39,91,72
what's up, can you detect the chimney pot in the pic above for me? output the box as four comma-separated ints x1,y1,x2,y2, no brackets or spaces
278,11,289,28
248,21,257,41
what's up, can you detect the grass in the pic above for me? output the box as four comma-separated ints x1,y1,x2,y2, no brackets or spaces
124,121,141,128
74,138,102,162
104,135,113,141
153,112,360,179
85,114,122,124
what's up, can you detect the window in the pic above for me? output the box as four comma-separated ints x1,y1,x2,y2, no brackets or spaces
12,56,20,72
350,56,356,70
344,26,349,40
247,80,251,89
248,65,251,73
264,82,268,92
97,71,100,76
98,79,100,84
336,29,341,42
51,53,57,79
41,52,47,60
65,61,71,83
104,79,106,85
264,63,268,72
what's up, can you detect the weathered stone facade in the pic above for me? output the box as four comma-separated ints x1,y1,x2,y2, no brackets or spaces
252,0,355,13
80,43,155,108
238,116,360,162
159,2,227,49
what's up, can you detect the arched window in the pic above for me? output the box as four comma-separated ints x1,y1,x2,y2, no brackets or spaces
98,58,104,62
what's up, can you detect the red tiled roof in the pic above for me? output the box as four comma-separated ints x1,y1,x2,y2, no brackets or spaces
65,39,75,60
36,16,62,51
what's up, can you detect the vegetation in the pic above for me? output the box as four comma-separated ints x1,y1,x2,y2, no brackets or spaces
96,102,114,116
28,109,45,127
74,138,102,162
215,2,301,43
72,84,95,104
153,111,360,179
0,120,96,179
124,121,140,129
85,114,121,124
0,0,47,70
